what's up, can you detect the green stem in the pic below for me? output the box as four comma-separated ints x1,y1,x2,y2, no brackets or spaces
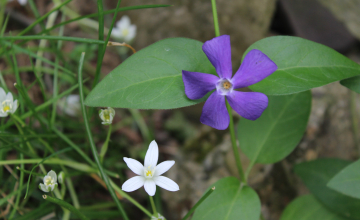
129,109,152,143
100,124,112,163
93,0,105,88
181,186,215,220
211,0,220,37
43,195,90,220
16,166,44,177
149,196,158,216
226,101,246,183
350,91,360,155
78,53,129,220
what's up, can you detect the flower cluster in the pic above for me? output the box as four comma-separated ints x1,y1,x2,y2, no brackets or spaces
182,35,277,130
111,15,137,43
0,87,18,117
122,140,179,196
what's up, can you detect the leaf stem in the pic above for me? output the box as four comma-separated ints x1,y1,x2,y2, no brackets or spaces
149,196,158,216
181,186,215,220
210,0,220,37
42,195,90,220
78,52,129,220
100,124,112,163
226,100,246,183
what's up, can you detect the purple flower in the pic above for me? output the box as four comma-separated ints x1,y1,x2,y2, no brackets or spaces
182,35,277,130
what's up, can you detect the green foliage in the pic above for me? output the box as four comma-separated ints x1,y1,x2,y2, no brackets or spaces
294,158,360,219
238,91,311,164
340,76,360,94
192,177,261,220
243,36,360,95
85,38,216,109
328,159,360,199
280,195,352,220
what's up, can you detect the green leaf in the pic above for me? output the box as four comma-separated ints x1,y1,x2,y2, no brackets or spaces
85,38,215,109
192,177,261,220
280,195,352,220
294,158,360,219
340,76,360,94
238,91,311,164
243,36,360,95
328,159,360,199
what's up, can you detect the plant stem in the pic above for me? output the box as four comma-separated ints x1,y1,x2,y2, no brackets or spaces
78,53,129,220
210,0,220,37
43,195,90,220
100,124,112,163
149,196,158,216
181,186,215,220
226,101,246,183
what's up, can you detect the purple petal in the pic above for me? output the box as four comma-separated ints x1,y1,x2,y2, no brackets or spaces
227,91,268,120
202,35,233,79
182,71,219,100
232,49,277,89
200,92,229,130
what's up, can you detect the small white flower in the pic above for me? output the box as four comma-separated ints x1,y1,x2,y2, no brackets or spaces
99,107,115,125
151,213,165,220
111,15,137,42
7,0,27,5
58,171,65,184
122,140,179,196
0,87,18,117
58,94,81,117
39,170,58,192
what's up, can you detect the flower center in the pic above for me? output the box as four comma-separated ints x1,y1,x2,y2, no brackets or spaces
44,176,54,186
122,29,129,36
1,101,12,113
216,79,233,96
144,165,155,178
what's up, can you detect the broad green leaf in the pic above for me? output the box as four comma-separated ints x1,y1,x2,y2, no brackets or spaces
280,195,352,220
85,38,215,109
192,177,260,220
328,159,360,199
340,76,360,94
294,158,360,219
238,91,311,164
243,36,360,95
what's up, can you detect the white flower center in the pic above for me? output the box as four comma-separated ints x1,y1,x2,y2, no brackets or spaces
1,100,12,113
216,79,233,96
103,110,111,122
44,176,55,186
144,165,155,178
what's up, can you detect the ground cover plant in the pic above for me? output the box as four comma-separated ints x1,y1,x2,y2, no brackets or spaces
1,0,360,220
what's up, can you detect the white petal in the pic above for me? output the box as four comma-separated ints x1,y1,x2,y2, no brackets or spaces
144,179,156,196
123,157,144,176
117,15,131,28
6,92,13,102
122,176,145,192
39,183,49,192
154,176,179,192
155,160,175,176
11,100,18,114
125,25,136,42
0,87,6,101
109,107,115,117
18,0,27,5
48,170,57,182
144,140,159,167
111,28,121,38
0,112,8,117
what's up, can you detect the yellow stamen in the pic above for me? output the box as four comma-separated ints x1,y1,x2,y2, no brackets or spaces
104,114,110,121
223,81,231,89
3,106,10,112
146,170,152,176
122,29,129,36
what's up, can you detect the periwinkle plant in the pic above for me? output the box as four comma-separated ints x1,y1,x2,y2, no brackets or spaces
2,0,360,220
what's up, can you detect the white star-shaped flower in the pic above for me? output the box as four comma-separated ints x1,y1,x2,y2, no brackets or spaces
122,140,179,196
58,94,81,117
39,170,58,192
0,87,18,117
111,15,137,43
151,213,165,220
99,107,115,125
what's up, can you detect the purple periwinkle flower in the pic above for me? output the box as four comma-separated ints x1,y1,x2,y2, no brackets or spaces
182,35,277,130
